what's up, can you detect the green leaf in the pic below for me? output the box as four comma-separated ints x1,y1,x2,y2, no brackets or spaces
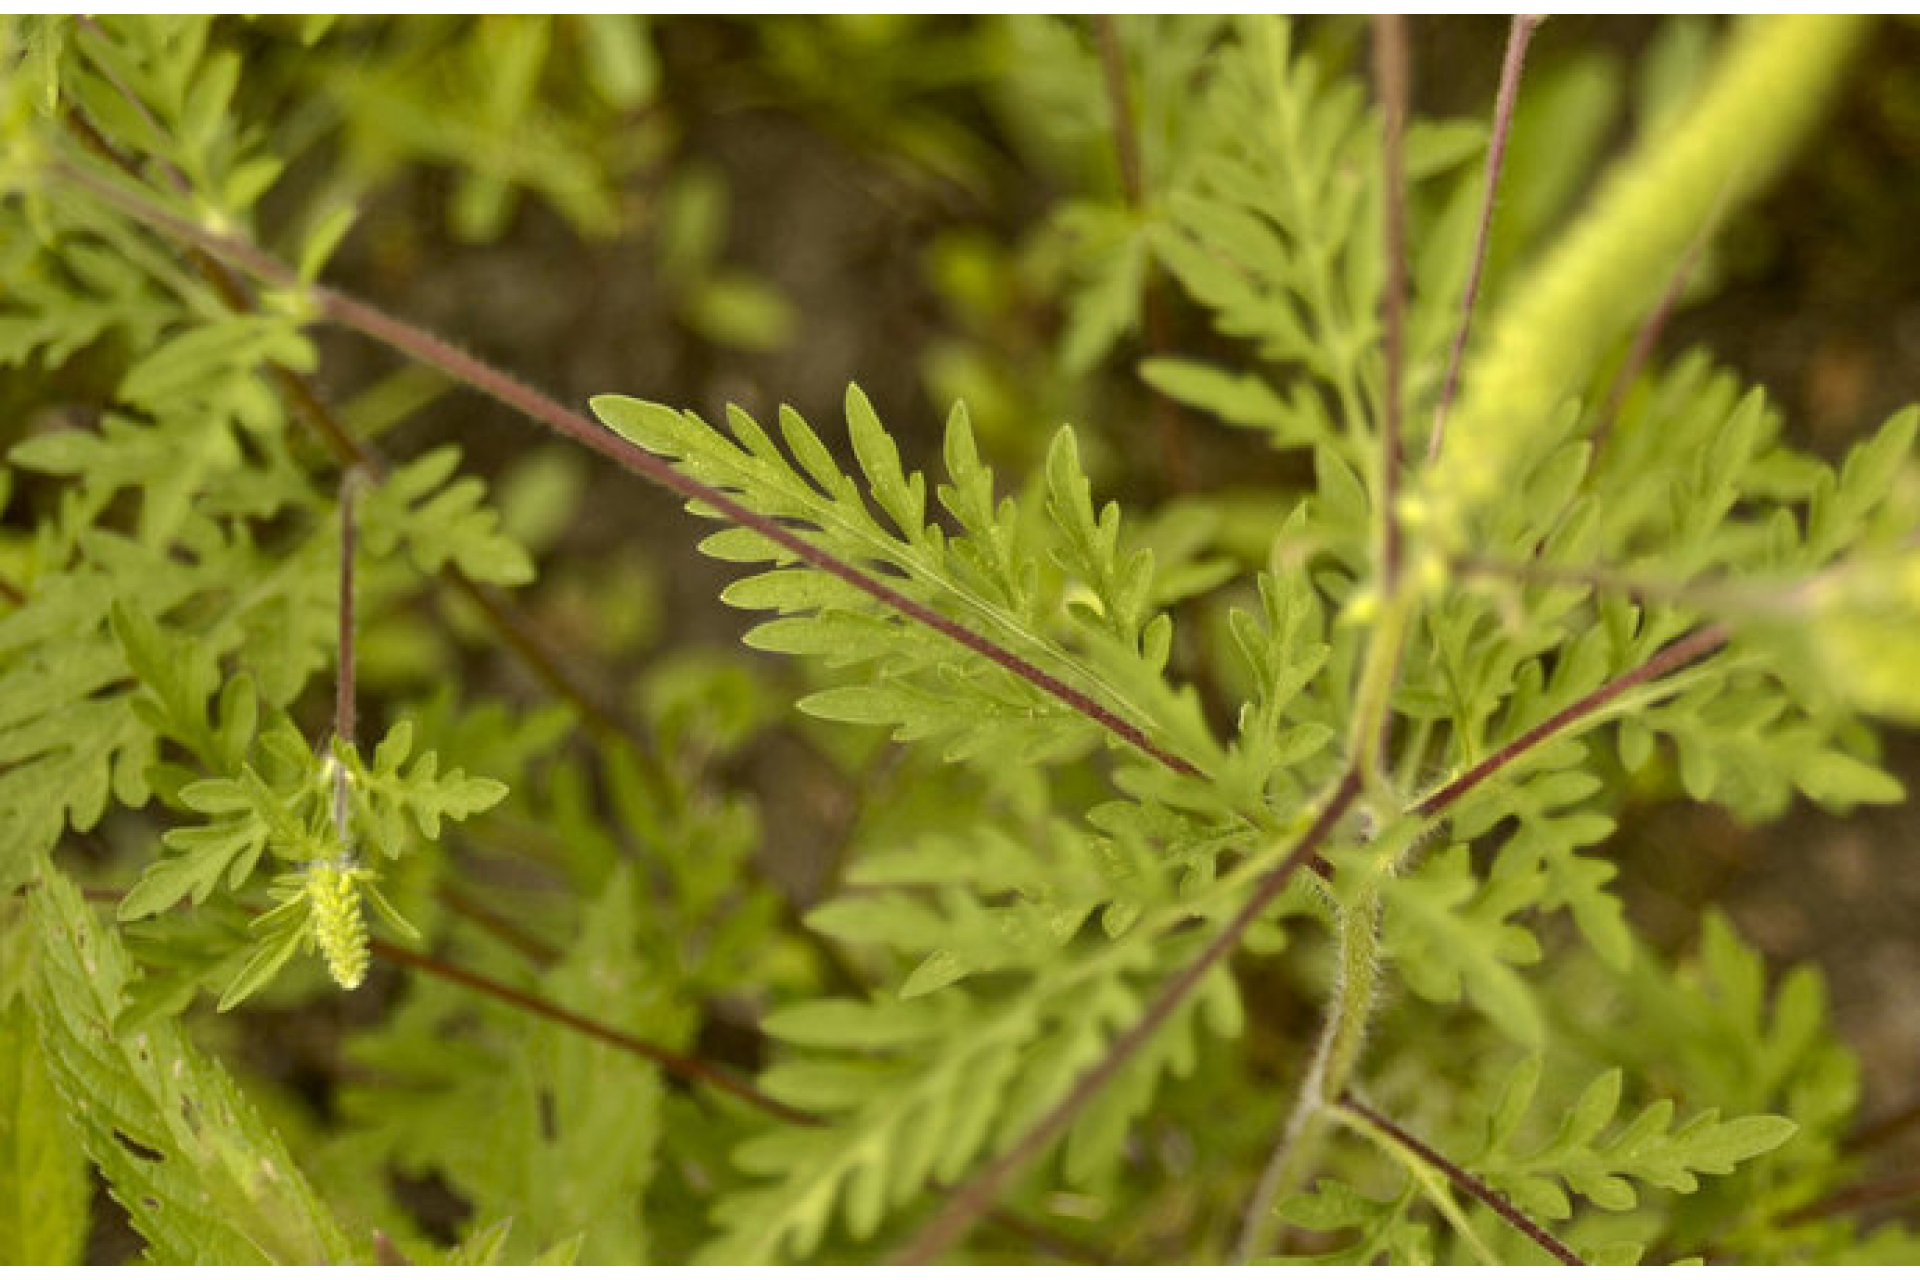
0,998,89,1263
1382,846,1544,1046
360,447,535,587
1476,1056,1799,1221
337,868,668,1263
591,385,1211,775
345,720,510,857
30,866,355,1262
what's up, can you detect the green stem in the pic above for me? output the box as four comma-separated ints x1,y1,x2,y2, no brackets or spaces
1331,1102,1502,1265
1234,881,1384,1261
1350,582,1414,789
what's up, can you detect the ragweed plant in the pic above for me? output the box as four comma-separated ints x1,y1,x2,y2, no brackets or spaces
2,13,1917,1266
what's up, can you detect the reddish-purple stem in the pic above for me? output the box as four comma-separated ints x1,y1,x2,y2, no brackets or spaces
892,544,1739,1261
368,938,821,1127
59,112,646,755
1340,1092,1585,1265
1589,206,1717,461
1427,15,1542,464
892,767,1364,1264
1369,14,1413,771
1783,1168,1920,1226
53,159,1199,781
1373,14,1410,592
332,474,358,838
1094,14,1190,491
1417,623,1729,818
1846,1095,1920,1155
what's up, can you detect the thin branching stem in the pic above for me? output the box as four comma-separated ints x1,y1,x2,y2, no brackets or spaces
331,473,359,842
1426,15,1541,464
1094,16,1144,208
376,947,1108,1264
1783,1168,1920,1226
1416,623,1729,819
1373,14,1410,595
892,767,1366,1263
1589,197,1722,461
1093,14,1190,491
49,157,1202,780
377,930,1113,1265
1236,620,1733,1262
367,938,821,1127
1336,1093,1586,1265
58,109,649,760
1846,1095,1920,1155
1348,15,1414,783
892,414,1741,1264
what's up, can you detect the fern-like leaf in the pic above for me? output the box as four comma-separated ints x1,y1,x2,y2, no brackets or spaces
29,866,355,1263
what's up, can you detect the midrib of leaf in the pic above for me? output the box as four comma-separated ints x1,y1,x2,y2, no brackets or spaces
720,819,1307,1261
721,426,1176,759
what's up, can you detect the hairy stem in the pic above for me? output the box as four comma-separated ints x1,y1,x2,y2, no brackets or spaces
894,583,1738,1260
1234,884,1384,1262
48,157,1200,780
1426,15,1541,464
1335,1094,1586,1265
892,767,1365,1263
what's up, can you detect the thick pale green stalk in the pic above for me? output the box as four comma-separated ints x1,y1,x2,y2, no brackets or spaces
1234,885,1384,1261
1424,15,1867,529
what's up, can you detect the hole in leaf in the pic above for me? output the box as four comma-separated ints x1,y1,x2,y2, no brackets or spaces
113,1130,165,1163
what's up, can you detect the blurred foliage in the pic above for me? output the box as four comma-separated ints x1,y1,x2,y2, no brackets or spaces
2,14,1918,1266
